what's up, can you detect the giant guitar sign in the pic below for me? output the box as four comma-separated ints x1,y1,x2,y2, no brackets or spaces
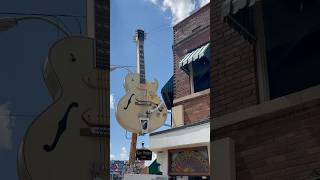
116,29,167,135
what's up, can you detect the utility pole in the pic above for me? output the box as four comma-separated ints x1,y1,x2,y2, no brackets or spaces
128,133,138,164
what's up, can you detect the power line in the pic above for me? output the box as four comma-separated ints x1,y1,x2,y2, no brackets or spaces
0,12,85,18
0,113,36,118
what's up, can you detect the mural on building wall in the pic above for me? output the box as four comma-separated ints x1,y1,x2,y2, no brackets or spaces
169,147,209,176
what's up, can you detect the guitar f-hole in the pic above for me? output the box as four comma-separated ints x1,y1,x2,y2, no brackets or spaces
43,102,79,152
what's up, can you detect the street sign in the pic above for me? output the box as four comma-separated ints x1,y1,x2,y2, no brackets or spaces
136,149,152,160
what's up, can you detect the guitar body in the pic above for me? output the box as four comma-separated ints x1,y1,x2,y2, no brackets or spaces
17,37,108,180
116,73,167,134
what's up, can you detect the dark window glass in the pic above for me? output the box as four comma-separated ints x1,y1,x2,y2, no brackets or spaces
262,0,320,99
192,58,210,93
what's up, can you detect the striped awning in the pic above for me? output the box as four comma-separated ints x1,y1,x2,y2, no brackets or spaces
221,0,261,17
179,43,210,73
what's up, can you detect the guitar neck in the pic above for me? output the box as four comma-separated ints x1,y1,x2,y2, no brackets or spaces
135,29,146,84
87,0,109,70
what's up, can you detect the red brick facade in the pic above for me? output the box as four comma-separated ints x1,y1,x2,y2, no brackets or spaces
172,4,210,125
213,99,320,179
210,0,258,118
211,0,320,179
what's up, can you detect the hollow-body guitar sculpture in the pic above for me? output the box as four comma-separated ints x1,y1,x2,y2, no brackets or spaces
17,36,109,180
116,29,167,134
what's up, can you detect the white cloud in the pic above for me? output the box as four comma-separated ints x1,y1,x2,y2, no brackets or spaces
147,0,210,25
110,154,116,160
162,0,196,25
119,147,128,160
110,94,114,110
110,143,116,160
199,0,210,7
149,0,159,5
0,102,14,150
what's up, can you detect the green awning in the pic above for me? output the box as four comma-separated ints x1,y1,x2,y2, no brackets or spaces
179,43,210,74
161,76,173,110
221,0,261,17
148,160,162,175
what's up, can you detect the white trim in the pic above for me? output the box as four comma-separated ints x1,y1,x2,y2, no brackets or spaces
173,88,210,104
189,63,195,93
254,2,270,103
86,0,95,38
213,84,320,130
149,121,210,152
212,138,236,180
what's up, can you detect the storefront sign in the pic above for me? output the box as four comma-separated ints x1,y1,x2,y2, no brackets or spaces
169,147,209,176
136,149,152,160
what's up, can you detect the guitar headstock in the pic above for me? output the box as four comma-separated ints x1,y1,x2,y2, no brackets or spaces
134,29,147,42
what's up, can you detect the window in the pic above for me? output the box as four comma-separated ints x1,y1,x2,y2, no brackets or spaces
179,43,210,94
189,58,210,93
262,0,320,99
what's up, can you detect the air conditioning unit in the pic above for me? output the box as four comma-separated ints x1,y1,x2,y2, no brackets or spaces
172,105,184,127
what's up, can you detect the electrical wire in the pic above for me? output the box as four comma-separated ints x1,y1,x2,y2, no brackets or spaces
0,12,85,18
0,12,83,35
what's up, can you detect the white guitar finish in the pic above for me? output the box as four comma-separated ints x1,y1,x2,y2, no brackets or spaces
116,73,167,134
17,36,108,180
116,29,167,135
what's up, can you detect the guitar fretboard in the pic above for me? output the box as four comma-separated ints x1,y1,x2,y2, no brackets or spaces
135,29,146,84
94,0,109,69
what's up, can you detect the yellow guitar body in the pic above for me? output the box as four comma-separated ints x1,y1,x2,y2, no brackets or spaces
116,73,167,134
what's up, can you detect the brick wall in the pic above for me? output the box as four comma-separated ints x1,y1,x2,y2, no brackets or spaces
175,93,210,125
213,99,320,180
173,29,210,99
210,1,320,179
173,4,210,45
210,0,258,118
172,4,210,124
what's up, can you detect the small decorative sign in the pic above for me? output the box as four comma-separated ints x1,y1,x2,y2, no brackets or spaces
136,149,152,160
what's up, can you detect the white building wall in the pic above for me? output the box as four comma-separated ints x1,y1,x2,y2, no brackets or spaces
150,122,210,151
156,151,168,175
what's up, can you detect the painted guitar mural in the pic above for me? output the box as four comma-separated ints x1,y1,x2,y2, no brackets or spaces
17,1,109,179
17,36,109,180
116,29,167,134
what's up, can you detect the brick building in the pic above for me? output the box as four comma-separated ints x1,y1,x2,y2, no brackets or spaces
149,4,211,180
211,0,320,179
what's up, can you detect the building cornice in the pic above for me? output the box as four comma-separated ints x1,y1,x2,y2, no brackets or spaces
213,84,320,130
173,25,210,50
150,118,210,136
173,88,210,105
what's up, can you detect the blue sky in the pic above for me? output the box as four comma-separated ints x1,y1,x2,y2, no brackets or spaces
110,0,209,162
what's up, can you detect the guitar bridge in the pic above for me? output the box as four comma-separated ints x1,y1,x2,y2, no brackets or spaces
135,101,152,106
